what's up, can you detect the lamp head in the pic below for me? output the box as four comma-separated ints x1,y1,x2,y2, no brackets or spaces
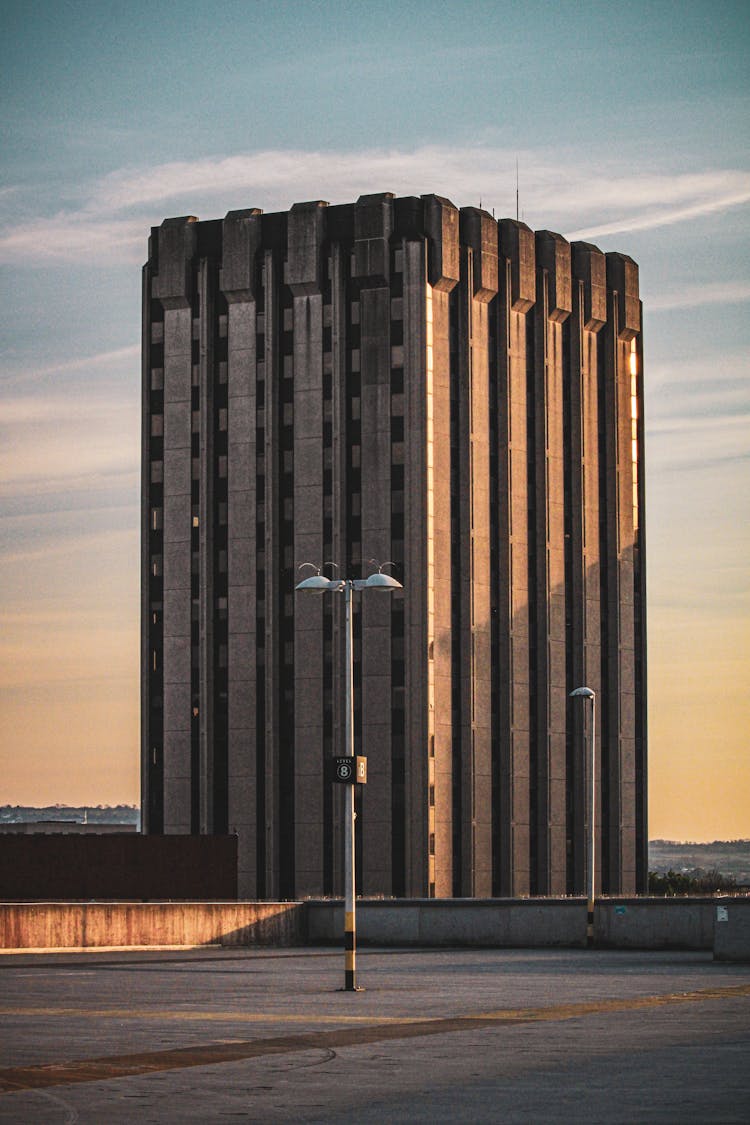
365,571,403,590
570,686,595,700
364,559,402,590
295,574,335,592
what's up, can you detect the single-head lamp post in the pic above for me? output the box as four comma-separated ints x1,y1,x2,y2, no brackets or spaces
296,561,402,991
570,686,596,945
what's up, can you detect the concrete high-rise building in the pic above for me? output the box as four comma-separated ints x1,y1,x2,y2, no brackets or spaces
141,194,647,900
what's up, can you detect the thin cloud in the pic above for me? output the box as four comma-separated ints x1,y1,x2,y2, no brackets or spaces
0,524,137,567
0,468,139,501
1,390,136,423
648,413,750,435
646,411,750,475
565,188,750,240
646,353,750,429
647,281,750,311
0,385,139,497
86,151,750,219
646,351,748,390
0,214,145,266
1,344,140,387
1,146,748,266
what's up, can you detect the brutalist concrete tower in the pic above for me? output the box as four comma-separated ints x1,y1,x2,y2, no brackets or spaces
141,194,647,899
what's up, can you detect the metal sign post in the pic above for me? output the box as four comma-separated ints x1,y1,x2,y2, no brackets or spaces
296,563,402,992
570,686,597,946
343,579,358,990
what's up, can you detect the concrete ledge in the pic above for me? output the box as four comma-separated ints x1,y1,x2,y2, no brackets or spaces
713,898,750,961
2,897,746,952
596,898,716,951
309,898,732,951
307,899,587,947
0,902,304,950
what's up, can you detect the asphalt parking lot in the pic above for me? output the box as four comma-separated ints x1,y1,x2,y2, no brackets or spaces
0,945,748,1123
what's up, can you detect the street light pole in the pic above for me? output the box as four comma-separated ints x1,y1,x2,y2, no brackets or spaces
570,686,596,946
343,578,356,990
296,562,402,991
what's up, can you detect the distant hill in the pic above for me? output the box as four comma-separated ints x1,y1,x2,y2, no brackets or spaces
0,805,139,826
649,839,750,884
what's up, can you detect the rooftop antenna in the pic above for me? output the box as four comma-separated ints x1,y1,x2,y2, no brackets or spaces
516,157,519,223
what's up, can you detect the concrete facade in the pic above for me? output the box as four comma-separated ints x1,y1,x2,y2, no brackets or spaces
141,194,647,899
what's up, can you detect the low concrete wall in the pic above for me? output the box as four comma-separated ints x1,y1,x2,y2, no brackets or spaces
307,899,587,947
713,898,750,962
0,902,304,950
2,897,746,952
595,898,716,951
309,898,728,951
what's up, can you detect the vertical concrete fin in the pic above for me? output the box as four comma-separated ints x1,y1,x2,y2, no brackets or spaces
498,219,536,313
568,247,605,893
287,201,329,296
153,217,198,309
198,259,216,835
220,209,263,302
572,242,607,333
460,208,499,303
422,195,460,292
606,253,640,340
536,231,572,324
354,193,394,285
141,262,154,831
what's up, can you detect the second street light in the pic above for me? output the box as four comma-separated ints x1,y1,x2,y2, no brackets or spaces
570,686,596,946
296,561,403,991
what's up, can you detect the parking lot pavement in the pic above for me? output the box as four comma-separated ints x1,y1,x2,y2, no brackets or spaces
0,946,748,1123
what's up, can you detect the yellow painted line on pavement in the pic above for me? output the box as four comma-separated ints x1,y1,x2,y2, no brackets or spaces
0,1007,413,1025
3,982,748,1029
1,982,748,1094
472,982,750,1023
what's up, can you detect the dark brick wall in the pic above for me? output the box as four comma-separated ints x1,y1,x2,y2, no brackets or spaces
0,834,237,900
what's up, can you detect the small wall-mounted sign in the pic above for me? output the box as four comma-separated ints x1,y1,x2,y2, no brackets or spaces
716,906,729,923
329,757,368,785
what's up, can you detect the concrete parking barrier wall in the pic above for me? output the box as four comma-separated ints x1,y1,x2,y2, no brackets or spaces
306,899,588,947
713,898,750,962
0,902,304,950
307,898,730,950
2,897,746,952
595,898,716,950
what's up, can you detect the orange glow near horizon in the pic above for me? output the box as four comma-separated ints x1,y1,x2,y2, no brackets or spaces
2,546,748,841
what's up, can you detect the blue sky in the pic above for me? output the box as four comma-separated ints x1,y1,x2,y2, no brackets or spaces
1,0,748,838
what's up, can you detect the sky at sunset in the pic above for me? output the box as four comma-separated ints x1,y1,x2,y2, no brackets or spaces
1,0,748,840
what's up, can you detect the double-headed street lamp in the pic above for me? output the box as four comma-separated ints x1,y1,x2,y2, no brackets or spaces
570,686,596,945
296,561,403,991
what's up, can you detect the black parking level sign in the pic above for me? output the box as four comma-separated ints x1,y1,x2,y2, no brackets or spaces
330,757,367,784
335,758,353,783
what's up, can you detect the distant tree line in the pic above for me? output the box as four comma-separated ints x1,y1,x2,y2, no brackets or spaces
648,868,739,895
650,839,750,850
0,805,139,824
